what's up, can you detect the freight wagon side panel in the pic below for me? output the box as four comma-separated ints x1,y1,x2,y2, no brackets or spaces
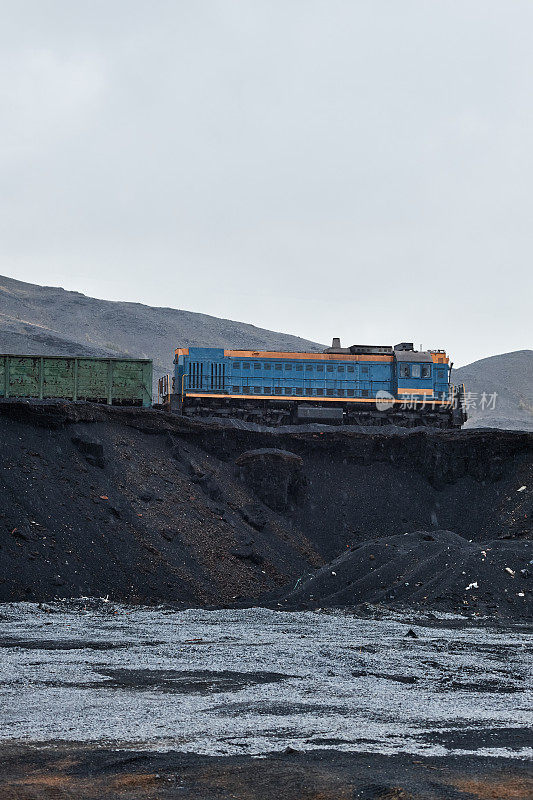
0,355,152,406
111,360,152,406
76,359,152,406
42,358,75,398
4,356,41,398
77,359,109,402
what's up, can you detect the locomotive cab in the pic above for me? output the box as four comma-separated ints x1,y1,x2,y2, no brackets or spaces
393,344,437,404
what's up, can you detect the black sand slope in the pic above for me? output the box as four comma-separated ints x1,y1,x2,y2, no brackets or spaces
0,400,531,616
280,529,532,618
0,403,321,606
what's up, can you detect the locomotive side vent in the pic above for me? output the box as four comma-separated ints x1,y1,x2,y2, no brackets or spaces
210,362,225,390
188,361,204,389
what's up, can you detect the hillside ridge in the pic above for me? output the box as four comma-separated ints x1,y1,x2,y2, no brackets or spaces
0,274,323,382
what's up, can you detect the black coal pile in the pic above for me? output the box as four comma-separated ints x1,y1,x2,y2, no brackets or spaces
0,400,531,616
280,530,532,619
0,402,321,606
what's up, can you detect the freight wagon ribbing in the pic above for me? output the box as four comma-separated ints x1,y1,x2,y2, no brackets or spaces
0,355,152,407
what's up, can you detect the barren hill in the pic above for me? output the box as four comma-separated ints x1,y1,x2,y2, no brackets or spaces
453,350,533,431
0,275,322,383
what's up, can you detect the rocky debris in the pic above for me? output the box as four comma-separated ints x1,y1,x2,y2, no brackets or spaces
176,417,532,550
169,446,224,500
235,449,306,511
231,545,264,565
236,504,266,531
10,526,32,541
280,530,532,619
195,473,223,501
71,436,106,468
0,399,76,429
139,491,154,502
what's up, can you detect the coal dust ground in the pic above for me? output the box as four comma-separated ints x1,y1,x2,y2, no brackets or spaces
0,603,532,799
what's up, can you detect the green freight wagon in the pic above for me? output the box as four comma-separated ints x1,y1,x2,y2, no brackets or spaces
0,355,152,407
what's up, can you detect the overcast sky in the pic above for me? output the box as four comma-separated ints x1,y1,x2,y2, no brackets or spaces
1,1,531,366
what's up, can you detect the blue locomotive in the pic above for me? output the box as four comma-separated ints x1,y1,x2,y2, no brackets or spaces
168,339,466,427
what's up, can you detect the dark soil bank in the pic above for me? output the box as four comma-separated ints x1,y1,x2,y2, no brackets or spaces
1,745,532,800
0,401,531,614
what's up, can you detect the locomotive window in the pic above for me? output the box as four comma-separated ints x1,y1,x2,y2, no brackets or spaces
347,365,355,373
316,388,324,395
242,362,250,370
361,365,369,375
421,365,431,378
263,387,271,393
232,363,240,370
232,385,240,393
326,388,334,396
305,388,313,395
275,363,282,370
253,386,261,393
411,364,421,378
264,363,271,370
338,365,344,372
437,368,445,380
296,387,303,394
326,365,334,372
362,389,369,397
274,387,282,394
243,385,250,393
399,364,410,378
305,364,313,371
346,389,354,396
337,389,344,396
254,363,261,370
316,364,324,372
285,364,292,370
296,364,303,371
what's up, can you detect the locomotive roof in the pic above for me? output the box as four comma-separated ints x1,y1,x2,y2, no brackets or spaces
175,347,448,363
394,350,435,362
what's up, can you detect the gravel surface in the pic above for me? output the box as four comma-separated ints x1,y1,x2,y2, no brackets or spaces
1,603,531,759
